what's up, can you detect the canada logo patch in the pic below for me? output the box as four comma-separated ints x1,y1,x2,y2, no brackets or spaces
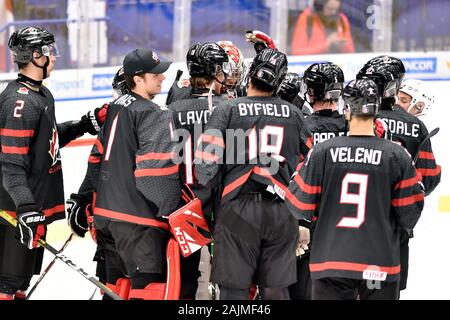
17,87,29,95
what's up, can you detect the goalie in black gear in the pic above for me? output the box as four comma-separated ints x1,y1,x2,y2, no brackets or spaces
165,41,246,104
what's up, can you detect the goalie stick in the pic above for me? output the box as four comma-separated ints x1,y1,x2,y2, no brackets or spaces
0,211,122,300
26,233,75,299
413,127,440,164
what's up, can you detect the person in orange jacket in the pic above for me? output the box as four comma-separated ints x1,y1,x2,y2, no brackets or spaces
291,0,355,55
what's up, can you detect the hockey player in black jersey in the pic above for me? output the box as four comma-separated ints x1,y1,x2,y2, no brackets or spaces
66,67,129,299
357,57,441,292
288,62,346,300
0,27,108,300
287,78,424,300
195,48,312,300
90,48,183,300
303,62,347,145
277,72,312,116
168,41,230,299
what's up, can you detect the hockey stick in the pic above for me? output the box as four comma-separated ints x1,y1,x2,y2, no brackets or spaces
413,127,440,164
0,211,122,300
26,233,75,299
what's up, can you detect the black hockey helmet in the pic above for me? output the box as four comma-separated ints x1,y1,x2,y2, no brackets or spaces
356,63,398,99
357,55,405,92
112,67,129,97
186,42,229,78
303,62,344,103
277,72,302,102
247,48,288,90
343,79,380,117
8,26,56,64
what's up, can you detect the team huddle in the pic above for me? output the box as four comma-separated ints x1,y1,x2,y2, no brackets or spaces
0,27,441,300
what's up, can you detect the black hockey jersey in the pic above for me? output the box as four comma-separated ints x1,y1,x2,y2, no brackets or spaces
0,80,76,224
287,136,424,281
168,94,224,185
93,92,181,230
195,95,312,203
378,105,441,195
305,109,347,145
168,94,225,220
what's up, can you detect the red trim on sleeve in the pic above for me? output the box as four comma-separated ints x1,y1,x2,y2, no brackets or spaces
417,166,441,177
394,175,419,190
136,152,175,163
1,145,28,154
418,151,435,160
392,193,424,207
135,165,179,177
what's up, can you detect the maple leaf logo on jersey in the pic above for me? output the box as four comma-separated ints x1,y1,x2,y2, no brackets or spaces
17,87,29,95
48,126,60,166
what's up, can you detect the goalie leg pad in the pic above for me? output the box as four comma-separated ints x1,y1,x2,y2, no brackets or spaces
128,238,181,300
106,278,131,300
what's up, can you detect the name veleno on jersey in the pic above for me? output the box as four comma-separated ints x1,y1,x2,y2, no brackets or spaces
330,147,382,165
238,103,290,118
379,118,420,137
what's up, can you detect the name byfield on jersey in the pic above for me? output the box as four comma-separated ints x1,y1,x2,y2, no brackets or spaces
237,102,291,118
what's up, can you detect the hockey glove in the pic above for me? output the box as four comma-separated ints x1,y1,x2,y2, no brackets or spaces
80,103,110,135
296,226,310,258
15,205,46,250
245,30,277,54
66,193,91,238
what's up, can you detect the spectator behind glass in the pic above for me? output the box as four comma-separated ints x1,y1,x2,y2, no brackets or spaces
291,0,355,55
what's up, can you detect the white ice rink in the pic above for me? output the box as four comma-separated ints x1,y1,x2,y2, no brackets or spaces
27,80,450,300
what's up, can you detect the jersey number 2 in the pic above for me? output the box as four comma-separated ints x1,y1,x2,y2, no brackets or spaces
13,100,25,118
337,173,368,228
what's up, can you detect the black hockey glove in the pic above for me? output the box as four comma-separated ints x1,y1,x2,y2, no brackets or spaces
15,205,46,250
66,193,91,238
80,103,110,135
